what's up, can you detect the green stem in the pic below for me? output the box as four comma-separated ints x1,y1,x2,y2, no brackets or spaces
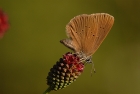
43,87,52,94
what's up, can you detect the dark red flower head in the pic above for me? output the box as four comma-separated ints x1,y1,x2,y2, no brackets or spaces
63,52,84,72
45,52,85,93
0,9,9,38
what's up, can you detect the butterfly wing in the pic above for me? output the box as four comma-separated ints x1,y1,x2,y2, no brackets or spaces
60,38,75,51
84,13,114,56
61,14,98,52
61,13,114,56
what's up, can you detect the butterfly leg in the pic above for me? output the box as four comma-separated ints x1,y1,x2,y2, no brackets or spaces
90,61,96,76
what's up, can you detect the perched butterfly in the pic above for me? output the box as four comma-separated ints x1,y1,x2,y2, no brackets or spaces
60,13,114,65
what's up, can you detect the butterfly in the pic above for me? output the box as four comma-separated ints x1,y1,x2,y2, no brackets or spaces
60,13,114,64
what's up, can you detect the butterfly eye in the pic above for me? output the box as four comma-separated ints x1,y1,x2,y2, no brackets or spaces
86,58,92,63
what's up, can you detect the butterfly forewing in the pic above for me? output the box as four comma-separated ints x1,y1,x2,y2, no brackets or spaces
88,13,114,56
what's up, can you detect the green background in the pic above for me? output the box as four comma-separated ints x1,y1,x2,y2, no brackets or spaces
0,0,140,94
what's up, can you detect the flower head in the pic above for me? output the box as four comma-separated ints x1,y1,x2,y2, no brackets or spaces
44,52,85,94
63,52,84,72
0,9,9,38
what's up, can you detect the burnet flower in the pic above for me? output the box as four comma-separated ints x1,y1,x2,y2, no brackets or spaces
44,52,85,94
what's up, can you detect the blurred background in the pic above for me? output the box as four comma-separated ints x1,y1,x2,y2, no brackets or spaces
0,0,140,94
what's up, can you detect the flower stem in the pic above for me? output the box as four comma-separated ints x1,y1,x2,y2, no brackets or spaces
43,87,52,94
